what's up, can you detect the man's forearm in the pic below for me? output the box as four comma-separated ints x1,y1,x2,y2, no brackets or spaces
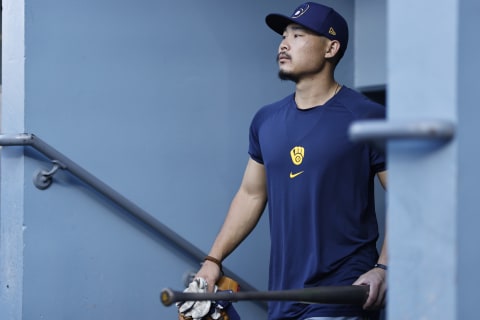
208,188,267,261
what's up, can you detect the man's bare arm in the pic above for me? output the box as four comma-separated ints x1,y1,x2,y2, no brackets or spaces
197,158,268,289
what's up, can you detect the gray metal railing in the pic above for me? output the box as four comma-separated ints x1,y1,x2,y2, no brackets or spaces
0,133,266,309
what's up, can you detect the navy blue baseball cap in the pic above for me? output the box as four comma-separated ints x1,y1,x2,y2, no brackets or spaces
266,2,349,58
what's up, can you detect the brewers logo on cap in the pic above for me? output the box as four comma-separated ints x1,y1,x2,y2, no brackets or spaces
292,3,310,19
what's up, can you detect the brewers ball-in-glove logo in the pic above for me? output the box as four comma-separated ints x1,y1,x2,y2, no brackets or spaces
290,146,304,165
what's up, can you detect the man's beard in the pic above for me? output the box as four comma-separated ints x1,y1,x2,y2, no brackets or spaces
277,53,299,83
278,70,299,83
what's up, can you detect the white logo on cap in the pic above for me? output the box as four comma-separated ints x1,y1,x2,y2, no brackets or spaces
292,3,310,19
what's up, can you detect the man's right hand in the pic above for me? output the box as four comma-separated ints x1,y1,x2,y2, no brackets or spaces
195,259,222,293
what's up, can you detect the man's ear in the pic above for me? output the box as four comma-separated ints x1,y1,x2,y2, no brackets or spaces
325,40,341,59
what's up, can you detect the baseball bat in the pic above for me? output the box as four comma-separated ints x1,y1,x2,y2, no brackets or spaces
160,285,369,306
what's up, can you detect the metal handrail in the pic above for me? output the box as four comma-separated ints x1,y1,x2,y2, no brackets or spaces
0,133,266,309
349,119,455,142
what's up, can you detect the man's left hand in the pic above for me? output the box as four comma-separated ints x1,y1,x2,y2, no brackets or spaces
352,267,387,310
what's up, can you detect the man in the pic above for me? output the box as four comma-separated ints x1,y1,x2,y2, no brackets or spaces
191,2,387,319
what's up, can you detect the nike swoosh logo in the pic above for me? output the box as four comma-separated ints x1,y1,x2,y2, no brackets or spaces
289,171,304,179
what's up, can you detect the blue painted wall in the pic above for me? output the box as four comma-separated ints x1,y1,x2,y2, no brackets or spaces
354,0,386,89
2,0,358,319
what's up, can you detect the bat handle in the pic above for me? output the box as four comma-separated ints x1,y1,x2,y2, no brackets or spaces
160,288,176,306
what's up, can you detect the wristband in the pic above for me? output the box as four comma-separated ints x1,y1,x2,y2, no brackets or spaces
374,263,388,271
204,255,223,274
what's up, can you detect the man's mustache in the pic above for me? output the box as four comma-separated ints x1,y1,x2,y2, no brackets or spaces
277,52,291,62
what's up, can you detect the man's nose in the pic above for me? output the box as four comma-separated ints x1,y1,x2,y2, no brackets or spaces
279,39,289,52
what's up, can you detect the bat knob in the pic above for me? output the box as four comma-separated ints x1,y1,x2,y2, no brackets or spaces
160,288,175,306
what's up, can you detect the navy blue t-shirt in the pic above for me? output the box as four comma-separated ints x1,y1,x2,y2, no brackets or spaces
248,87,385,320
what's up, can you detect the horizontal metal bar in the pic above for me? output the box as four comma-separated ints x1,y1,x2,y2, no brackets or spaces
0,133,265,308
0,133,36,146
349,119,455,143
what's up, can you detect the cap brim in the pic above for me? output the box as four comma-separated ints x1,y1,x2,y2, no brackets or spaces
266,14,297,35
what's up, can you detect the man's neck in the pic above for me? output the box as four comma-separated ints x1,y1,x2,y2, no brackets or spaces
294,75,339,110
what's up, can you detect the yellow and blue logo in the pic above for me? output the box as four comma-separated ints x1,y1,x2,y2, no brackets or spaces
290,146,305,165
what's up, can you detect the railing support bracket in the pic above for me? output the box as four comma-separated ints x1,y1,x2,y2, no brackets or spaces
33,160,67,190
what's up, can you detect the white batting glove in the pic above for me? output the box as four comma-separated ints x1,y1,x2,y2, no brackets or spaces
177,277,213,320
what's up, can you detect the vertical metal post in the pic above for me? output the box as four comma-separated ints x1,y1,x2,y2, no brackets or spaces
384,0,480,319
0,0,26,319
